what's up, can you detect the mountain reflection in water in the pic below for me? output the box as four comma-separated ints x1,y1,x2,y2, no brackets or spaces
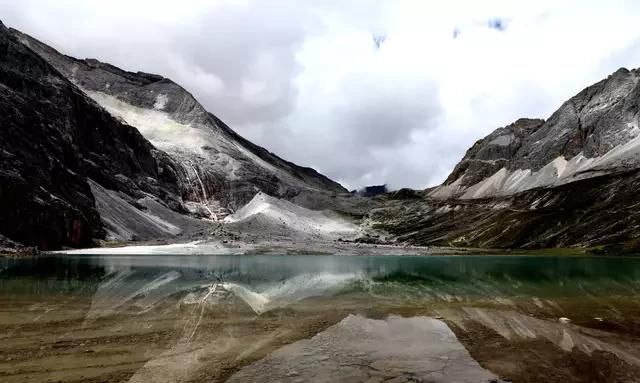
1,255,640,383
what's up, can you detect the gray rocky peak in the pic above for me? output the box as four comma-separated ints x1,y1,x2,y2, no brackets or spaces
433,67,640,199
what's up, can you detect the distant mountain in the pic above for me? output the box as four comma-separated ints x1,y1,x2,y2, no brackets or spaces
351,185,389,197
372,68,640,251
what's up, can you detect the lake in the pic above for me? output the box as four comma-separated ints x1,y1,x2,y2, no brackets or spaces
2,254,640,382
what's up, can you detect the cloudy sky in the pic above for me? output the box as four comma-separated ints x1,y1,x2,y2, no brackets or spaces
3,0,640,189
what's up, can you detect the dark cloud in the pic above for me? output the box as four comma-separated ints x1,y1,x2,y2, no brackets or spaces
372,34,386,49
487,18,506,31
336,80,439,149
253,75,441,189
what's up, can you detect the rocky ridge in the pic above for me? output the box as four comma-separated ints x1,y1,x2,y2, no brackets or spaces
431,68,640,200
12,28,347,219
1,22,347,250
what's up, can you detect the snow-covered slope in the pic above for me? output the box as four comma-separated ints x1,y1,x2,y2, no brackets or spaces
224,192,358,240
432,68,640,200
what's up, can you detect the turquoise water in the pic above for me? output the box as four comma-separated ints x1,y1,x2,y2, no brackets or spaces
2,255,640,302
2,255,640,382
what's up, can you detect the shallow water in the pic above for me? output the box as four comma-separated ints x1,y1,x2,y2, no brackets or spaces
2,255,640,382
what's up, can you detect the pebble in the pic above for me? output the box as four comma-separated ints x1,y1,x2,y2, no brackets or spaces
559,317,571,324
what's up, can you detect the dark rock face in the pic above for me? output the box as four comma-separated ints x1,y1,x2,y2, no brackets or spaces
0,22,185,249
12,28,346,216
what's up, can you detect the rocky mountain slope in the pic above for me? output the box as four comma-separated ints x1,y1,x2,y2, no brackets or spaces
370,67,640,250
373,168,640,249
5,20,640,253
223,192,359,241
12,28,346,221
430,68,640,200
0,21,206,249
0,22,349,250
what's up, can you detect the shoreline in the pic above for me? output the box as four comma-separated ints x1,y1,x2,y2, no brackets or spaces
1,239,627,258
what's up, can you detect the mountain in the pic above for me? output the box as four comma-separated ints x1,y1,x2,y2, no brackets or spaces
371,68,640,251
11,28,346,220
0,21,204,249
0,22,346,250
373,169,640,249
351,185,389,197
5,20,640,253
430,68,640,200
223,192,359,241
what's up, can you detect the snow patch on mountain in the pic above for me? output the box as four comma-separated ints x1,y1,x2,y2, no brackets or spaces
429,175,464,199
432,135,640,200
224,192,358,240
461,168,509,199
87,91,314,190
87,91,208,152
488,134,514,146
153,94,168,110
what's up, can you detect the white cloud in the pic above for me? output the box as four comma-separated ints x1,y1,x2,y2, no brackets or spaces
2,0,640,189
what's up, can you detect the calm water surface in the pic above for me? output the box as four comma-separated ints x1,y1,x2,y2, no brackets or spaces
2,255,640,382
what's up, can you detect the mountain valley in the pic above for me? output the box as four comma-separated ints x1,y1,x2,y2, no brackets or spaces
3,21,640,254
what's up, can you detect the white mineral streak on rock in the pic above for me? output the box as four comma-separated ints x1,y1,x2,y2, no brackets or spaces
187,161,217,221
